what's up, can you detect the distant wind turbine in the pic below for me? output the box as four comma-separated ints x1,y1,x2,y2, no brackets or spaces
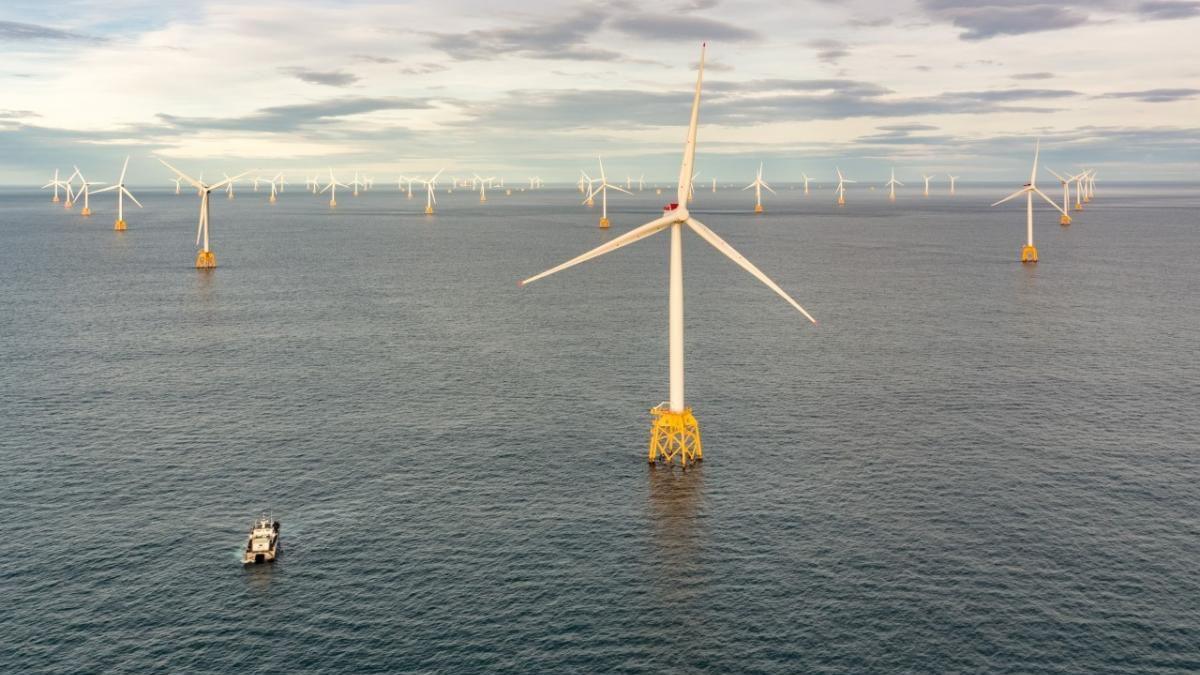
320,169,349,207
73,166,105,217
158,159,251,269
42,169,67,203
922,174,933,197
422,169,444,215
991,139,1066,263
885,167,904,201
743,162,775,213
586,156,632,229
834,168,854,206
947,174,958,195
93,157,142,230
1046,167,1080,226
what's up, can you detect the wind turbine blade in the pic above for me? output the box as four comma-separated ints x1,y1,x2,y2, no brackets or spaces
609,184,632,195
763,183,776,195
1030,138,1040,186
520,213,675,287
92,185,119,194
1033,186,1066,215
742,183,755,191
157,158,202,190
123,188,143,208
1046,167,1066,182
598,156,606,182
676,42,706,205
208,170,254,192
991,187,1028,207
118,156,130,185
685,217,816,325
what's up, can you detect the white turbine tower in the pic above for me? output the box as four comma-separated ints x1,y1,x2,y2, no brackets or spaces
1072,171,1087,211
63,168,79,209
171,176,182,195
711,177,717,193
320,169,349,207
922,174,933,197
158,159,250,269
223,173,237,200
93,157,142,230
947,174,959,196
267,173,282,204
834,168,854,206
475,174,494,202
743,162,775,214
519,44,816,467
351,172,363,197
422,168,444,215
586,156,632,229
580,170,597,205
73,166,104,217
638,174,645,191
885,167,904,201
802,172,811,195
1046,168,1080,226
42,169,68,203
991,140,1067,263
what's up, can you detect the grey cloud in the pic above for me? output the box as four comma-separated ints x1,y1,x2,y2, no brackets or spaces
920,1,1091,40
878,124,940,131
1138,1,1200,18
1099,88,1200,102
352,54,398,64
399,63,449,75
0,20,104,42
850,17,894,27
810,39,850,64
282,68,359,87
0,109,40,119
430,9,619,61
706,78,892,97
610,13,759,41
1012,72,1055,80
157,97,433,132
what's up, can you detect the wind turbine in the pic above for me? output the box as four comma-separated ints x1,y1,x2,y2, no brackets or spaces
1072,172,1086,211
991,140,1066,263
947,174,959,196
42,169,67,203
158,159,250,269
580,170,596,205
320,169,349,207
743,162,775,213
711,177,717,193
223,173,237,200
406,177,414,200
1046,168,1080,225
801,172,811,195
93,157,142,230
171,176,183,195
63,168,79,209
587,156,631,229
922,174,933,197
834,168,854,206
638,174,645,192
267,173,281,203
885,167,904,201
627,175,633,190
519,44,816,468
421,169,444,215
73,166,104,217
475,174,494,202
351,172,363,197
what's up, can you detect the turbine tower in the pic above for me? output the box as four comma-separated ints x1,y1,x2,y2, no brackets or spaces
158,159,249,269
422,169,444,215
42,169,67,203
520,44,816,467
223,173,237,200
922,174,933,197
73,166,104,217
947,174,958,196
885,167,904,202
743,162,775,213
1046,168,1080,226
320,169,349,207
802,172,811,195
93,157,142,231
991,139,1067,263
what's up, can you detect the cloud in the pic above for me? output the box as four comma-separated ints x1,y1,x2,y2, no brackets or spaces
282,68,359,87
850,17,894,27
352,54,397,64
810,39,850,64
1099,88,1200,102
399,63,448,75
430,9,619,61
1012,72,1055,80
1138,1,1200,19
157,97,434,132
919,1,1091,40
0,20,104,42
609,13,759,41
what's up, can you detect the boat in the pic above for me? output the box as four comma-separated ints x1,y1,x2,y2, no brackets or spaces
242,516,280,565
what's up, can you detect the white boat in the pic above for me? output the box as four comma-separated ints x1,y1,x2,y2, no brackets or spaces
242,516,280,565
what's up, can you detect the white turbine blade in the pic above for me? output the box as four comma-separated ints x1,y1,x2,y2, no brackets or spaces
520,213,675,287
118,156,130,185
92,185,119,194
123,187,143,208
1033,186,1066,215
609,183,632,195
685,217,816,325
763,182,776,195
844,179,857,184
319,183,332,194
598,156,606,182
676,42,706,205
430,168,444,183
742,182,755,191
1046,167,1066,183
208,170,253,192
157,158,202,190
1030,138,1040,186
991,187,1028,207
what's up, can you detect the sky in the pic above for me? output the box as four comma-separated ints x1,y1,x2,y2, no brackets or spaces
1,0,1198,185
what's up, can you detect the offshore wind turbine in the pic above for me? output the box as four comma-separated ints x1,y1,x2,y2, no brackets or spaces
351,172,363,197
73,166,104,217
320,169,349,207
92,157,142,230
991,140,1066,263
421,169,444,215
42,169,68,203
711,177,717,193
834,168,854,206
586,156,631,229
885,167,904,201
1072,171,1086,211
267,173,281,203
171,176,183,195
1046,168,1079,225
922,174,933,197
63,168,79,209
158,159,250,269
802,172,811,195
520,44,816,468
947,174,958,195
743,162,775,213
475,174,494,202
638,174,645,191
223,173,237,200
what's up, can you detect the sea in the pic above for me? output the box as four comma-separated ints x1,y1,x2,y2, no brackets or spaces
1,181,1198,673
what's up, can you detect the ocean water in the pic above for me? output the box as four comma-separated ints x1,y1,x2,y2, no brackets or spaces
1,182,1198,673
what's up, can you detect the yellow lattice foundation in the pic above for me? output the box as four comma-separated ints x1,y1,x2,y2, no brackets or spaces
1074,204,1083,212
1021,244,1038,263
425,205,434,215
648,405,702,467
837,195,845,206
1060,214,1071,226
81,207,92,217
52,195,60,203
114,219,127,231
195,250,216,269
754,204,763,214
599,217,610,229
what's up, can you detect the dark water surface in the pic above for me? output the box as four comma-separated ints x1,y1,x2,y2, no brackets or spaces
1,183,1198,673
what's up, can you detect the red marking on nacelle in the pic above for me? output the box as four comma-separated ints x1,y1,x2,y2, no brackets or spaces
663,202,679,213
